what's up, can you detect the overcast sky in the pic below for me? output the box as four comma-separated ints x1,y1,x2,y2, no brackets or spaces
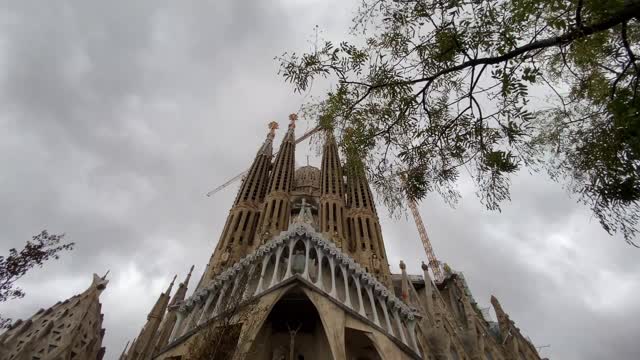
1,1,638,359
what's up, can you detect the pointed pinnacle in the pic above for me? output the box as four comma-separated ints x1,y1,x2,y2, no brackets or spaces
102,270,110,280
166,275,177,294
121,340,130,356
183,265,194,287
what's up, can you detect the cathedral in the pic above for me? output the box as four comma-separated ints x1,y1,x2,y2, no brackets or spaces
0,115,544,360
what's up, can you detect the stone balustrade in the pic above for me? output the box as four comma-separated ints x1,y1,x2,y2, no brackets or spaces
169,223,422,355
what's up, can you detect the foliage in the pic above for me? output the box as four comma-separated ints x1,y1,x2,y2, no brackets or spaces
186,274,264,359
279,0,640,245
187,323,242,360
0,231,74,328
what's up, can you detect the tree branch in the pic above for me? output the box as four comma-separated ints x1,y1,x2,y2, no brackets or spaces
576,0,584,28
348,1,640,94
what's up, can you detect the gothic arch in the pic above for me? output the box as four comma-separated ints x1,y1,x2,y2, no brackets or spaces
248,287,333,360
345,328,384,360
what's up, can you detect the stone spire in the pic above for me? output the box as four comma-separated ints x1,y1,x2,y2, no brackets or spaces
153,266,194,355
319,131,347,249
127,276,176,360
490,295,540,359
119,340,130,360
421,261,435,317
490,295,510,337
256,114,297,242
200,122,278,284
345,156,391,284
0,274,108,360
399,260,410,302
121,337,136,360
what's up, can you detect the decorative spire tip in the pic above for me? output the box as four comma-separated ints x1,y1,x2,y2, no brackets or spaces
167,275,177,291
268,121,279,136
288,113,298,128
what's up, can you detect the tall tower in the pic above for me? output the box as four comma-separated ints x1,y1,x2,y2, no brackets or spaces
319,131,347,249
126,276,176,360
345,157,391,284
152,266,194,356
201,122,278,283
0,274,108,360
255,114,297,242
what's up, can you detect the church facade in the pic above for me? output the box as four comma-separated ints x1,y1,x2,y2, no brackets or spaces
126,115,543,360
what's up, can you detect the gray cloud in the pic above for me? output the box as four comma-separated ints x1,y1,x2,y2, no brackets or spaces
0,1,638,359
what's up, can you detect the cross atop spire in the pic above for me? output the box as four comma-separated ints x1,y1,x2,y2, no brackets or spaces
268,121,279,138
288,113,298,128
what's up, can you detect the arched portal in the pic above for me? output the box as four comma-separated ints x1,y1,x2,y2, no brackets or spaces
249,287,333,360
345,328,383,360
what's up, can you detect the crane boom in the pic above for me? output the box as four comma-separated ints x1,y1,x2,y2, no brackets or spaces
206,172,247,197
206,125,322,197
294,125,321,144
406,197,444,282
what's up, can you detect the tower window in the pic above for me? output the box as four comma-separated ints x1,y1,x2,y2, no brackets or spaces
332,203,337,231
242,212,251,231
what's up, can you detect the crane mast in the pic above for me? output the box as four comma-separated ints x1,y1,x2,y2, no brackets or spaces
406,196,444,282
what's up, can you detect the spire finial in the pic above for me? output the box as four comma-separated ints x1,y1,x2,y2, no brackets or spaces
288,113,298,128
102,270,110,280
182,265,194,288
268,121,279,137
166,274,177,294
120,340,130,359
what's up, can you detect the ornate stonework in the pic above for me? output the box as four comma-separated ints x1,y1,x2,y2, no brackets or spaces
136,122,542,360
0,274,108,360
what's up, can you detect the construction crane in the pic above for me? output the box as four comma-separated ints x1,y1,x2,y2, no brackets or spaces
406,196,444,282
205,123,444,283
